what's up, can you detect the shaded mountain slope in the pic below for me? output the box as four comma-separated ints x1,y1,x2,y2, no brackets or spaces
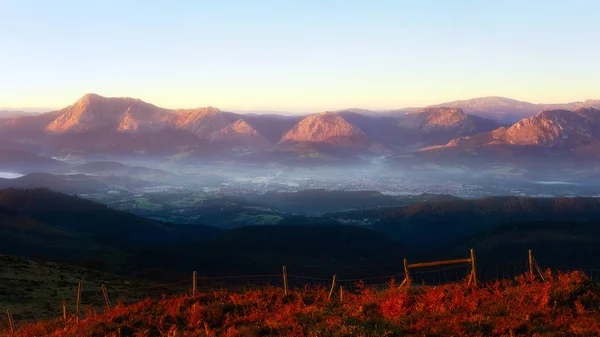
0,188,221,273
372,196,600,250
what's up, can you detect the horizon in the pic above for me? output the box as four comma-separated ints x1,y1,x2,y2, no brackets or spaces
2,1,600,112
2,93,600,115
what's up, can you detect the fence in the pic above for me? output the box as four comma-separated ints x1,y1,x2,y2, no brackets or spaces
2,249,600,334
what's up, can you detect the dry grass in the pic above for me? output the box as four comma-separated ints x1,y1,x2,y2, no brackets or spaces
0,255,168,321
3,271,600,336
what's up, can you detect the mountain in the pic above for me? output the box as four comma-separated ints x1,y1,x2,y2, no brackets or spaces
0,188,220,274
541,99,600,113
208,119,271,149
0,150,67,173
0,254,162,321
46,93,172,133
242,190,457,215
0,173,112,193
330,110,408,149
0,110,63,138
73,161,171,180
371,196,600,250
394,107,600,177
397,107,502,146
423,97,540,124
171,107,233,138
328,108,501,152
4,93,599,165
136,224,406,277
445,220,600,269
0,94,511,157
22,94,234,139
445,108,600,148
421,96,600,124
0,110,39,119
278,112,370,148
225,113,303,144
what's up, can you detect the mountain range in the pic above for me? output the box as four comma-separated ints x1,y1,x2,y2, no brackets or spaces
2,94,600,169
400,96,600,124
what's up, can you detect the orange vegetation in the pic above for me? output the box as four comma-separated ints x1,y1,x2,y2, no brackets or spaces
3,271,600,337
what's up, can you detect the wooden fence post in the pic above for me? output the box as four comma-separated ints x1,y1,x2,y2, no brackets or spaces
339,285,343,301
76,281,82,323
529,250,534,279
470,249,478,287
328,275,337,300
532,255,546,282
282,266,288,296
101,285,112,311
192,271,197,296
62,299,67,322
6,310,14,334
400,258,410,287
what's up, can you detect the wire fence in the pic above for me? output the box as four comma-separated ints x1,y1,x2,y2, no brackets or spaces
3,257,600,331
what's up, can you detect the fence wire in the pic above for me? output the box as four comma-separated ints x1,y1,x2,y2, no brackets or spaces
3,259,600,331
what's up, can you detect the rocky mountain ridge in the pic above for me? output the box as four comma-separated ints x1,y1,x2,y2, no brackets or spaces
3,94,600,165
445,108,600,148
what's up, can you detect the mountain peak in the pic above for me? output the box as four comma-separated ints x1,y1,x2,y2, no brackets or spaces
47,95,168,133
171,107,230,138
208,119,270,148
278,113,369,148
76,93,142,105
78,93,101,101
401,107,470,129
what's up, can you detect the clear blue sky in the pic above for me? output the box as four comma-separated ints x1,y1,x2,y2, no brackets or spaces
1,0,599,112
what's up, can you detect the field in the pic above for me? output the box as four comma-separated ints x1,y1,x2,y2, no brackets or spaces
4,271,600,336
0,255,174,322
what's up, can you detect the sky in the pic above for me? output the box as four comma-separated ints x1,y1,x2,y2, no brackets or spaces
1,0,599,113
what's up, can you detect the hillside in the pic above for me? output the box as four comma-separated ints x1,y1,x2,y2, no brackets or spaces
371,196,600,250
73,161,170,181
0,172,160,194
242,190,458,214
445,221,600,269
7,271,600,336
0,188,220,274
132,225,406,278
0,150,67,173
0,254,161,321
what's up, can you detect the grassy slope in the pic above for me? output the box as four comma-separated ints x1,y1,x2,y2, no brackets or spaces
5,271,600,336
0,255,172,321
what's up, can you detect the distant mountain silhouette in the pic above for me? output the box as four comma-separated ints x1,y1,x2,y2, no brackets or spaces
0,150,67,173
418,96,600,124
